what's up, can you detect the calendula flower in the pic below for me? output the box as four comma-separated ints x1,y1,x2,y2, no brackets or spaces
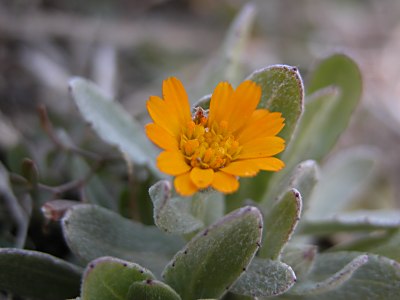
145,77,285,196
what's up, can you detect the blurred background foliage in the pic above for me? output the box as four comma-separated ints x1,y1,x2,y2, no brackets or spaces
0,0,400,296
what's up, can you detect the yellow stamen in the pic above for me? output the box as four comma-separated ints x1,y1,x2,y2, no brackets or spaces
180,115,241,170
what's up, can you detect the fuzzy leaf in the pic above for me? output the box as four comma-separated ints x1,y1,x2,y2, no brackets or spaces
248,65,304,144
81,256,154,300
231,65,304,203
282,87,339,168
191,189,225,227
360,229,400,262
0,248,81,300
281,245,317,280
149,180,203,234
332,228,400,262
301,210,400,235
289,253,369,296
231,258,296,297
288,252,400,299
68,77,160,176
259,189,302,260
163,206,263,300
261,160,319,211
127,279,181,300
306,148,376,218
62,204,184,277
304,53,362,160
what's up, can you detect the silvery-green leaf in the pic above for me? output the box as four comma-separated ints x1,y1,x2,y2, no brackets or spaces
360,229,400,262
261,160,319,212
303,53,362,160
149,180,203,234
288,252,400,299
0,248,81,300
289,253,368,296
62,204,184,277
69,77,160,176
231,258,296,297
306,148,376,219
127,279,181,300
281,245,317,280
81,256,154,300
282,87,339,170
191,189,225,227
259,189,302,260
248,65,304,144
163,206,263,300
332,228,400,262
301,210,400,235
231,65,304,203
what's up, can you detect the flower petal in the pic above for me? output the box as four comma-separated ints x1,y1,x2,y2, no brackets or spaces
211,171,239,193
163,77,192,126
147,95,181,136
157,151,191,175
208,81,234,126
253,157,285,171
190,167,214,189
174,172,198,196
221,160,260,177
227,80,262,132
238,110,285,144
238,136,285,159
145,123,179,151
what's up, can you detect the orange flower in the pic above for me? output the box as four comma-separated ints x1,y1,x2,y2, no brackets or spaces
145,77,285,196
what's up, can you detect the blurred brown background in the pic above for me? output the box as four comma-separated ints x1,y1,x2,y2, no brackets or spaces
0,0,399,204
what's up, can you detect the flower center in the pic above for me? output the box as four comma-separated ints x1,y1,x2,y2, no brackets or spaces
179,110,242,170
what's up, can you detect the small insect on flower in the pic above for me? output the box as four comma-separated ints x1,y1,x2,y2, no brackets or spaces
145,77,285,196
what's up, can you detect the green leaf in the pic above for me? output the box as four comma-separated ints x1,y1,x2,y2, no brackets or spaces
288,252,400,299
230,65,304,204
81,256,154,300
362,229,400,262
62,204,184,277
282,87,339,170
231,258,296,297
259,189,302,260
301,210,400,235
281,245,317,280
332,228,400,262
306,148,376,219
68,77,160,176
163,206,263,300
289,253,368,296
248,65,304,144
304,53,362,159
190,3,256,100
261,160,319,211
0,248,82,300
149,180,203,234
127,279,181,300
191,189,225,227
